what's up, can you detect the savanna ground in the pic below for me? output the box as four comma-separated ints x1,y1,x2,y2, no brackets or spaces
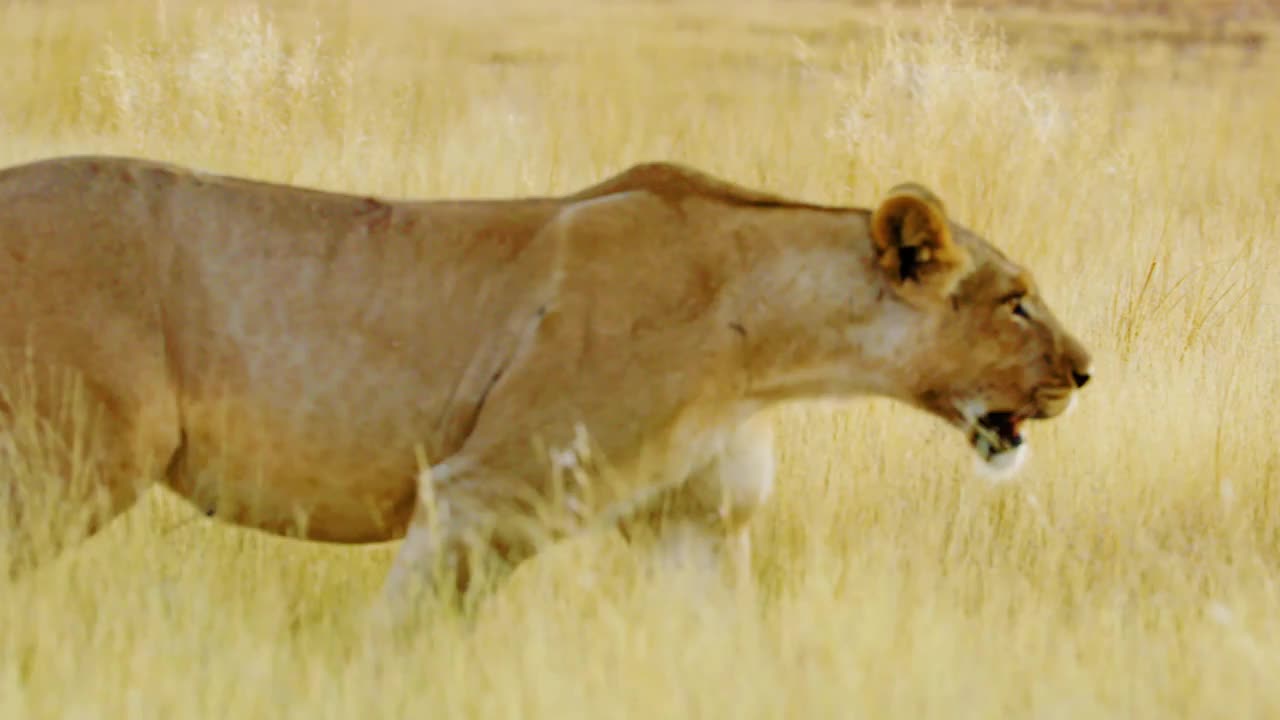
1,0,1279,717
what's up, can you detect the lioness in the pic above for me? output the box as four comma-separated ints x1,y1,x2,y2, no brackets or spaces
0,155,1090,609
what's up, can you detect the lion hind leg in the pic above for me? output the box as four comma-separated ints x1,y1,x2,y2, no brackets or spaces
0,361,179,578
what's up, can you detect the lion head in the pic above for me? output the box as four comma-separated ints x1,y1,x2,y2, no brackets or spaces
867,183,1093,477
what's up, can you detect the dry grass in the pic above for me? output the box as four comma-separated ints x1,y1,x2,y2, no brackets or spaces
2,0,1279,717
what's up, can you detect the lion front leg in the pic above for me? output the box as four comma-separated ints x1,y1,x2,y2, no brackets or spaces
618,413,775,589
373,459,552,630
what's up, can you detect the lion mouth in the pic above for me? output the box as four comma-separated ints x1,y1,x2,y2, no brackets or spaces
968,411,1025,461
942,399,1035,477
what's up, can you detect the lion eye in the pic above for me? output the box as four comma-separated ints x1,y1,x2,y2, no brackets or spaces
1000,292,1030,319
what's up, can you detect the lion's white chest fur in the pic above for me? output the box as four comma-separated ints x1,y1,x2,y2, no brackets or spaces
481,399,774,533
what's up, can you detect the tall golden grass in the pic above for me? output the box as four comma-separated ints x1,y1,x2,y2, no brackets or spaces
1,0,1279,716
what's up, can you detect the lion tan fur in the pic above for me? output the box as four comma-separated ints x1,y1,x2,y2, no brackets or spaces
0,155,1091,605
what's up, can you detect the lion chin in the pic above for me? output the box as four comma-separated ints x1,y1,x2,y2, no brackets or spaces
960,405,1032,484
973,441,1030,484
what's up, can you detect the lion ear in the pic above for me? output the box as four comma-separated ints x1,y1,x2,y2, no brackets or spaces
870,183,970,294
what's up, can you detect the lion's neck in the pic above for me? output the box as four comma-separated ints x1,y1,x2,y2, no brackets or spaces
724,210,914,405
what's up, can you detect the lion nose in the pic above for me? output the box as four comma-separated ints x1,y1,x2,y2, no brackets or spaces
1062,334,1092,390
